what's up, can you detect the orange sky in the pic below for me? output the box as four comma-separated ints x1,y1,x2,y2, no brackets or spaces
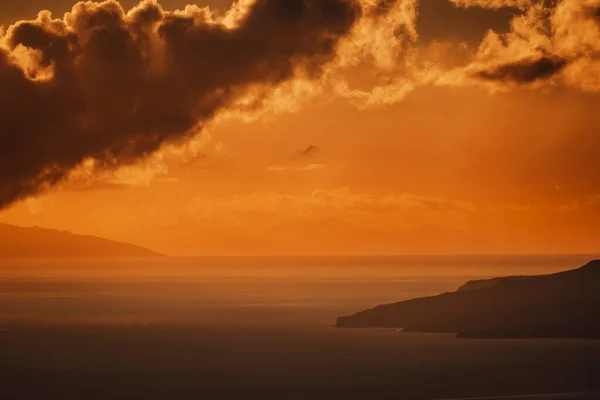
0,0,599,256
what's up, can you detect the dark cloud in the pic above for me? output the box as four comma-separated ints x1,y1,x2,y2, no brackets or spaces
464,0,600,90
371,0,396,16
473,56,569,83
591,3,600,21
418,0,516,43
294,144,323,159
0,0,361,209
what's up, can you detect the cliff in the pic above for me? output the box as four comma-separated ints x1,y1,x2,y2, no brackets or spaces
336,260,600,339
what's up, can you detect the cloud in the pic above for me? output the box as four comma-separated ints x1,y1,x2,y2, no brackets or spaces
206,0,422,115
559,194,600,211
185,188,476,234
0,0,598,210
293,144,323,160
472,55,569,83
58,120,226,190
463,0,600,88
448,0,529,10
265,144,327,173
335,0,600,103
0,0,362,209
201,188,475,223
266,163,328,173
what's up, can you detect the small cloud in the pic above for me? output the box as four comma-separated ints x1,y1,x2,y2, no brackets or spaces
25,198,43,215
63,154,177,191
473,56,569,84
293,145,323,160
110,158,170,187
266,163,328,173
301,163,328,171
266,165,288,172
267,145,327,173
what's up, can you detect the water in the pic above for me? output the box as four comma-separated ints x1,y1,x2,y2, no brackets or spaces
0,255,599,399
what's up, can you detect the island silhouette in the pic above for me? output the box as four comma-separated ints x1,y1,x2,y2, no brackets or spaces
0,224,163,258
337,260,600,339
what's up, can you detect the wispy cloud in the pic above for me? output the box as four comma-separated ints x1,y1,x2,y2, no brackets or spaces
266,163,328,173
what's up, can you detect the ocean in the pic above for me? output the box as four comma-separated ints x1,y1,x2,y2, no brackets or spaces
0,255,599,399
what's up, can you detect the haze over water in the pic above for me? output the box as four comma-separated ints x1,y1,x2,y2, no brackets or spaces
1,255,599,399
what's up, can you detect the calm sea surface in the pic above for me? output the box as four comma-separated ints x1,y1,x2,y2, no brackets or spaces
0,255,599,399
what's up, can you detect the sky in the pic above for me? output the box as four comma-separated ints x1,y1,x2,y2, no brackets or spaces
0,0,599,256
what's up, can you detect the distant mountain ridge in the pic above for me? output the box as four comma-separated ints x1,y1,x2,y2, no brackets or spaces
337,260,600,339
0,224,163,258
